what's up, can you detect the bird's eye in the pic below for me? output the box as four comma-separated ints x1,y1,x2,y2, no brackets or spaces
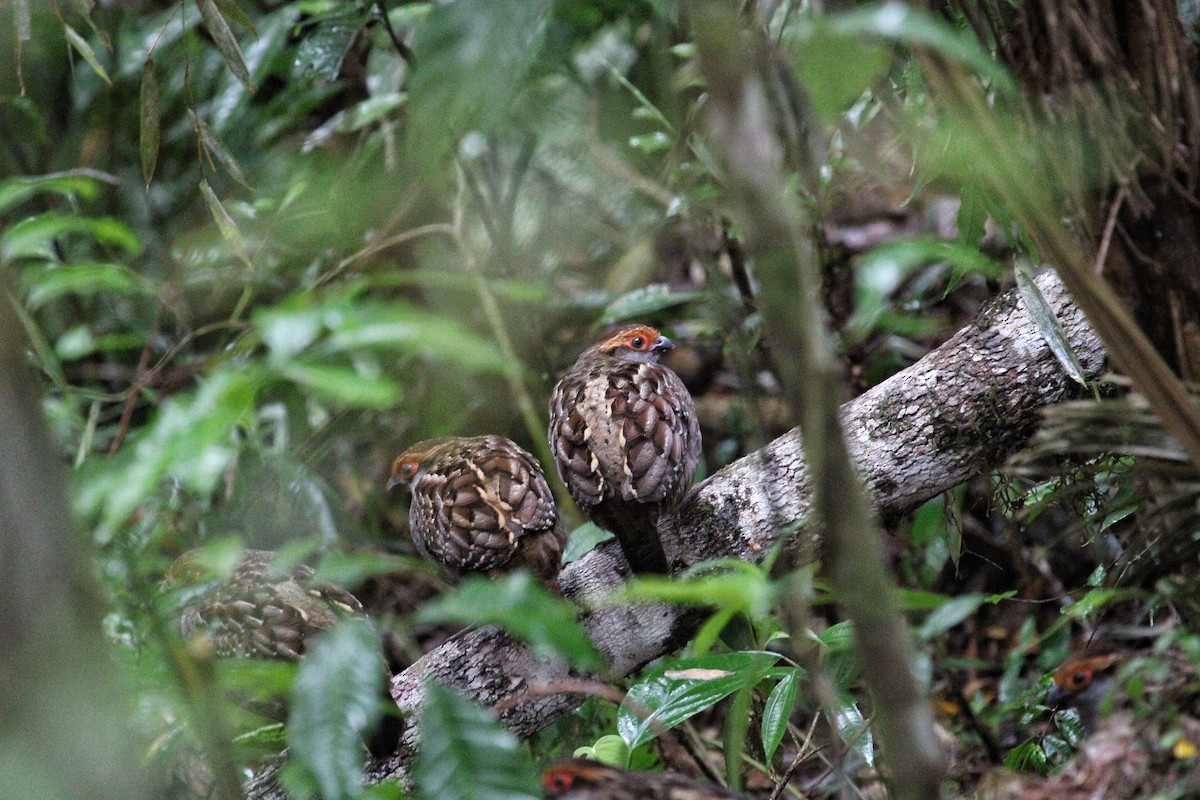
1071,669,1090,687
629,335,646,349
401,462,418,479
543,771,574,791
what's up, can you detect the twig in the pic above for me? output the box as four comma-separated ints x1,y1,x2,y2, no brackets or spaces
373,0,416,68
1093,184,1128,275
109,307,163,455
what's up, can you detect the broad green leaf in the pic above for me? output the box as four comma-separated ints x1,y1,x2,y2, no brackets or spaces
1004,738,1050,775
597,284,705,326
1015,261,1088,386
199,178,251,267
618,652,778,749
256,298,507,372
914,593,990,642
1,213,141,262
415,573,602,671
761,669,800,763
323,305,506,372
407,0,553,170
288,619,386,800
278,360,402,409
139,58,160,188
414,683,540,800
793,32,891,120
21,262,150,309
196,0,256,93
64,24,112,85
0,172,103,216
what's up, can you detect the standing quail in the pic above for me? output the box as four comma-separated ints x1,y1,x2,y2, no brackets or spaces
166,548,362,660
386,435,566,583
548,324,701,573
541,759,748,800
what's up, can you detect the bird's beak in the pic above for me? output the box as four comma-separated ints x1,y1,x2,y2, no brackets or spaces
385,475,400,491
651,335,675,353
1045,686,1067,709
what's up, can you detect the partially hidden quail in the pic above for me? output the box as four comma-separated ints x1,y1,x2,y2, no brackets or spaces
541,759,748,800
548,324,701,573
166,548,362,660
387,435,566,583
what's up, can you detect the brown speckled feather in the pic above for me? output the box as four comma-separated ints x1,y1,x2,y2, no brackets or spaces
168,549,362,660
389,435,565,582
549,325,701,573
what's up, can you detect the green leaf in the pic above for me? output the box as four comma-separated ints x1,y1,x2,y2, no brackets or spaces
199,178,252,267
212,0,256,34
597,284,705,326
562,522,612,564
1015,261,1088,386
793,31,891,120
295,6,372,81
196,0,256,93
414,682,541,800
288,618,386,800
139,58,160,188
189,109,249,188
278,360,402,410
829,693,874,769
415,573,602,671
2,212,141,262
761,669,799,763
63,24,112,85
0,172,103,216
618,652,779,749
823,2,1016,94
573,734,630,767
407,0,554,170
75,370,258,535
914,593,990,642
21,262,150,309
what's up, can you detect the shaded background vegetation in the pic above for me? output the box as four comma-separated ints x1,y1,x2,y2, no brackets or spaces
3,1,1200,799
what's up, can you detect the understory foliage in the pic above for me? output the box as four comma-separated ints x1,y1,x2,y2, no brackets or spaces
3,1,1200,799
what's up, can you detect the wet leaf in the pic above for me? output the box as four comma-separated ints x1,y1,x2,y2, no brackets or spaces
761,669,800,763
618,652,778,749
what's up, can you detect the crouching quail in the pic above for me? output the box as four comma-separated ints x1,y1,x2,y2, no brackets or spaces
386,435,566,583
166,548,363,660
548,324,701,574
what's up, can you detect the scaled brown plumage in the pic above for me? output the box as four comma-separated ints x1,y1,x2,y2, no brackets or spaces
166,548,362,660
548,324,701,573
387,435,565,582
